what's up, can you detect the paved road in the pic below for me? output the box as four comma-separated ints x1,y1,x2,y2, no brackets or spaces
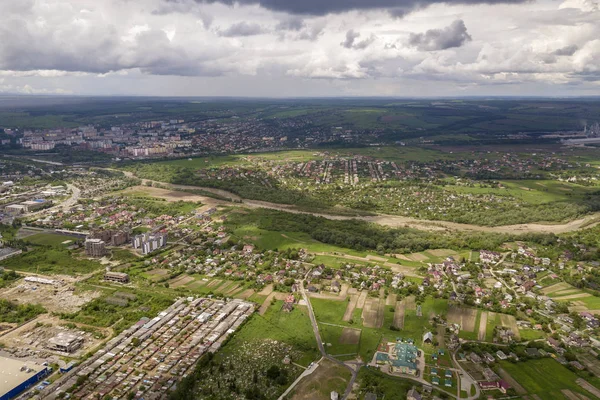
27,183,81,217
452,350,481,400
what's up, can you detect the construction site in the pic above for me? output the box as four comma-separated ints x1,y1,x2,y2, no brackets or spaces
0,314,110,360
0,274,100,314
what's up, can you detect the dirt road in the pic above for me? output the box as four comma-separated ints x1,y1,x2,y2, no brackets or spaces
117,169,600,234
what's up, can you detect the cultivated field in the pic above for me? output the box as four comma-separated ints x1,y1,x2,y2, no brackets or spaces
447,306,478,332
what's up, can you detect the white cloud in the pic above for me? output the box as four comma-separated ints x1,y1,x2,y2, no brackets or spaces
0,0,597,95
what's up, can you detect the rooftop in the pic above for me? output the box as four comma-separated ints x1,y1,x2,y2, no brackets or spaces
0,356,46,398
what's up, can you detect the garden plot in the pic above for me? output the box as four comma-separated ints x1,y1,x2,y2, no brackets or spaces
478,311,488,341
206,278,223,288
259,292,288,315
258,283,274,296
393,299,406,329
168,274,195,288
499,313,521,340
385,293,397,306
447,306,478,332
235,288,255,300
356,291,368,309
362,297,384,328
542,282,571,295
343,294,359,322
144,269,170,281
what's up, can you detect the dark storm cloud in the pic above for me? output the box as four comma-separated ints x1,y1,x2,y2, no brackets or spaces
408,20,472,51
181,0,528,15
219,21,267,36
551,44,579,56
340,30,376,49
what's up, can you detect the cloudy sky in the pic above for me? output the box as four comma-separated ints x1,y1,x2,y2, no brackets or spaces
0,0,599,97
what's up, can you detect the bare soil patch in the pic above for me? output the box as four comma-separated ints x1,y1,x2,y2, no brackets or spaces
0,314,111,359
408,253,428,262
542,282,571,294
362,297,384,328
225,284,241,295
258,283,274,296
393,300,406,329
1,278,100,313
235,289,255,300
499,314,520,340
478,311,488,341
343,295,359,322
577,378,600,398
385,293,397,306
553,293,592,300
356,291,368,309
169,275,195,288
206,279,222,288
259,292,287,315
404,295,416,311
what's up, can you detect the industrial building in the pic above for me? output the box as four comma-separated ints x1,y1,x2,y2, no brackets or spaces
0,356,50,400
132,231,167,254
85,238,106,257
47,332,84,353
104,271,130,283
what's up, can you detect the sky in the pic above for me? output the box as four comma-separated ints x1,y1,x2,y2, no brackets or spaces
0,0,599,97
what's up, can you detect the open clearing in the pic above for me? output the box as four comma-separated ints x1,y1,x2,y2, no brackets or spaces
500,359,600,400
447,306,477,332
290,359,351,400
339,327,361,345
118,185,215,205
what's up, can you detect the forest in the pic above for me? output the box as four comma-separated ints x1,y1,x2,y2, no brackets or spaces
224,208,557,254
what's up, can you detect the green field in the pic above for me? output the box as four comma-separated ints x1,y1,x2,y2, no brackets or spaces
311,296,448,361
227,300,319,366
23,233,77,246
1,248,103,275
500,359,600,399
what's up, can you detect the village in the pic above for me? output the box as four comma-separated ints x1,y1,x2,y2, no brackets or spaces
1,152,600,400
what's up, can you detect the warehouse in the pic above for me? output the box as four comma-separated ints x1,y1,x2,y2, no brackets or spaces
0,356,50,400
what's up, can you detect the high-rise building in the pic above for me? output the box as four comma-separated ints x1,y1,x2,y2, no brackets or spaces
85,238,106,257
132,232,167,255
